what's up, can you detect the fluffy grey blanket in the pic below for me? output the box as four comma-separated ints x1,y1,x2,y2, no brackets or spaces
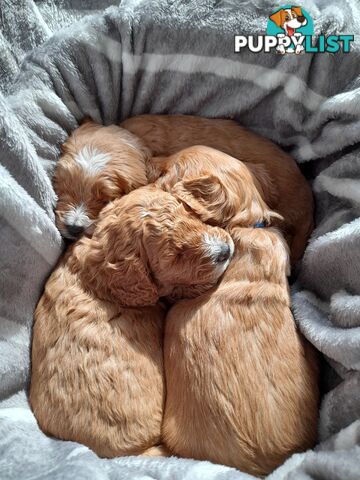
1,0,360,478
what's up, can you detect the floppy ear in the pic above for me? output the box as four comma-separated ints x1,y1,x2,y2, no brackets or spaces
292,6,303,16
148,156,171,183
269,9,284,27
171,174,235,226
171,173,283,228
245,163,279,210
95,256,159,307
100,172,129,200
76,234,159,307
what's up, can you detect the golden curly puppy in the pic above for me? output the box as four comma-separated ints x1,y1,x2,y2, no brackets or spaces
122,114,314,264
54,120,150,239
158,148,319,476
153,146,280,229
30,185,233,458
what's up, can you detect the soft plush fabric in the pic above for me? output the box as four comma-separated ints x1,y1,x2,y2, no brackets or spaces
1,0,360,478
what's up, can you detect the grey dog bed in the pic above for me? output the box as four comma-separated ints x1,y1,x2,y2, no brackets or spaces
1,0,360,479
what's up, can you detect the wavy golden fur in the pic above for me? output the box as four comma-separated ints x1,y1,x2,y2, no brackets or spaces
152,146,281,230
122,114,314,263
158,150,319,475
54,120,150,239
54,115,313,264
30,185,233,458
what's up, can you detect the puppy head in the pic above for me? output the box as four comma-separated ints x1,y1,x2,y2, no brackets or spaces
74,185,233,306
142,192,234,298
269,7,306,30
155,146,281,229
54,120,150,240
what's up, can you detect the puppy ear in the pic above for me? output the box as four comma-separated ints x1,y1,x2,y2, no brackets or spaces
77,235,159,307
171,173,282,228
245,163,279,210
269,9,284,27
100,174,128,200
292,6,303,17
171,174,234,225
98,256,159,307
147,156,170,183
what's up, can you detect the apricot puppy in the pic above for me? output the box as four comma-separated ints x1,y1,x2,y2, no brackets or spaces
30,185,233,458
54,120,150,239
122,114,314,263
160,149,319,476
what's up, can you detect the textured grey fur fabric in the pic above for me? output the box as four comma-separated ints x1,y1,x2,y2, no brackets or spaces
0,0,119,95
1,0,360,478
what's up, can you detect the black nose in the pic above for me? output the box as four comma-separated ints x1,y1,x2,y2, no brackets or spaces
298,15,305,23
216,243,231,263
65,224,85,237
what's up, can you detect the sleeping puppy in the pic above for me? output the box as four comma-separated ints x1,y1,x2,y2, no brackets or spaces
54,120,150,239
30,184,233,458
158,147,319,475
55,116,313,263
153,146,281,229
122,114,314,264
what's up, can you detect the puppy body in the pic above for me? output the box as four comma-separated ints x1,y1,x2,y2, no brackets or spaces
31,257,165,457
164,226,319,476
156,153,319,475
31,185,233,457
121,114,314,263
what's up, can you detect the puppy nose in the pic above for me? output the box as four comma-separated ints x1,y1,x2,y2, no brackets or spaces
216,243,231,263
298,15,305,23
65,224,85,237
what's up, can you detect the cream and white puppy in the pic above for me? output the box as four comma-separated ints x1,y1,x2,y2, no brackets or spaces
54,120,150,239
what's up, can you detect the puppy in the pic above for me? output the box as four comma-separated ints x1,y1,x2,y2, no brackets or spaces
30,185,233,458
54,120,150,239
153,146,280,229
121,114,314,264
162,158,319,476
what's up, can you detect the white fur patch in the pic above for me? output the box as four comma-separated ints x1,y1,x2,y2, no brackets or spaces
203,233,225,262
139,209,150,218
64,204,92,229
203,233,234,268
74,146,111,175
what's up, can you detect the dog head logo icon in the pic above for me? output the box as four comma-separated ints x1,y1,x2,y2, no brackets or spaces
268,5,313,54
269,6,307,37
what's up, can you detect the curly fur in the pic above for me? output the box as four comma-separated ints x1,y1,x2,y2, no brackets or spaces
122,114,314,263
54,120,150,239
30,185,233,457
158,157,319,476
152,146,281,230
